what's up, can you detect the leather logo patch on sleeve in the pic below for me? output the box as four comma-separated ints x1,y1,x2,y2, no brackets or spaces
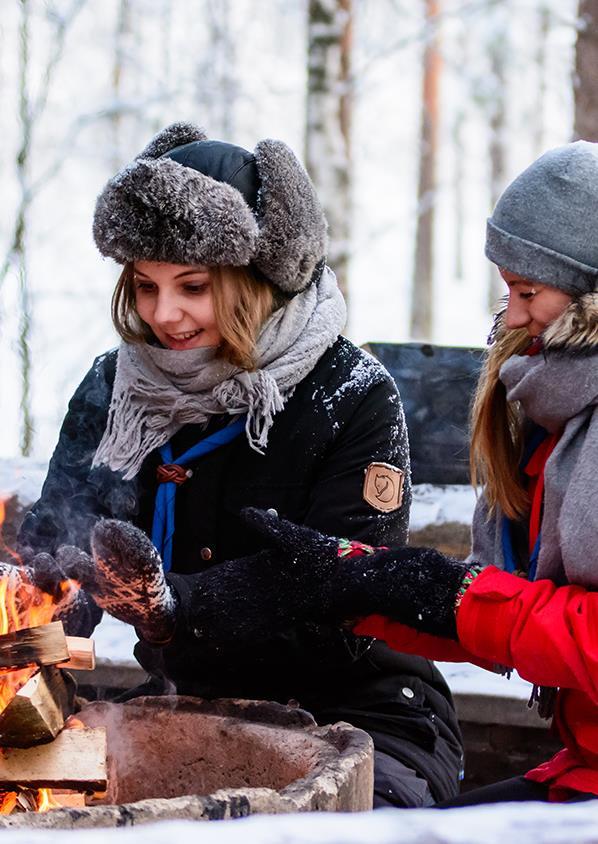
363,462,405,513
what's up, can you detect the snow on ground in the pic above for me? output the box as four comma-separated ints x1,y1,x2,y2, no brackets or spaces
0,459,48,507
2,803,598,843
410,483,477,531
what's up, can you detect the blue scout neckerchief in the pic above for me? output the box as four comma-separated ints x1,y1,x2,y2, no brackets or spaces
501,424,548,581
152,415,247,572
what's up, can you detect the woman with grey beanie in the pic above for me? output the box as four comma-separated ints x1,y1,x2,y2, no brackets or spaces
232,140,598,805
14,122,463,808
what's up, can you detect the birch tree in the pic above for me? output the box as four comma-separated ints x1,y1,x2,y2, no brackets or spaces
452,21,468,283
195,0,238,137
533,3,551,154
305,0,353,303
0,0,87,456
110,0,132,169
486,5,508,312
410,0,441,340
574,0,598,140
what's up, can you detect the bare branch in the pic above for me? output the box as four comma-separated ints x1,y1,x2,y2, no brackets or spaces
30,0,88,125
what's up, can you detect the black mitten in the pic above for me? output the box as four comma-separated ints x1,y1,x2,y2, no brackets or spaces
87,520,177,644
166,509,342,648
334,546,476,639
207,509,476,640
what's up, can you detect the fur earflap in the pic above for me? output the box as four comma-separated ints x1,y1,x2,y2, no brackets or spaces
543,293,598,353
93,158,258,266
253,140,328,294
137,122,207,160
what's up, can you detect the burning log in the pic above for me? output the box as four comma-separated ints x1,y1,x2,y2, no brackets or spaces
0,622,68,670
0,666,75,747
0,726,107,791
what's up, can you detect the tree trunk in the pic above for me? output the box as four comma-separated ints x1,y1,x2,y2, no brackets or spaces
452,21,467,284
195,0,238,137
16,0,33,457
111,0,131,169
574,0,598,140
410,0,441,340
533,4,551,154
305,0,353,305
487,21,507,313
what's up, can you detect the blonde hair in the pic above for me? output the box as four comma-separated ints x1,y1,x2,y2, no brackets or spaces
469,325,532,520
112,263,276,370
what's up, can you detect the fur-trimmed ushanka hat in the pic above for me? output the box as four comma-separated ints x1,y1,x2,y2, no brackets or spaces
93,122,328,295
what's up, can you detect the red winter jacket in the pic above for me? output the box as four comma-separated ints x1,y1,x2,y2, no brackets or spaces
354,567,598,799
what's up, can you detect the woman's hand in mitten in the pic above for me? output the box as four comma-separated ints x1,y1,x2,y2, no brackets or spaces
166,509,343,649
334,546,480,639
84,520,177,644
237,509,480,639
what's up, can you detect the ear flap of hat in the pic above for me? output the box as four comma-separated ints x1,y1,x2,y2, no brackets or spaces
253,140,328,295
137,122,208,160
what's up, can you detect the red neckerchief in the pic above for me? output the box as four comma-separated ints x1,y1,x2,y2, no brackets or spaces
524,433,560,555
522,335,561,555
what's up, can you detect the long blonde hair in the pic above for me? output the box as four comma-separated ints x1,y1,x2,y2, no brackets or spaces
111,263,276,370
469,325,532,520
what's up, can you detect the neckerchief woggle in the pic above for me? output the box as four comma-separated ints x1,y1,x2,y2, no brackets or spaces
152,415,247,572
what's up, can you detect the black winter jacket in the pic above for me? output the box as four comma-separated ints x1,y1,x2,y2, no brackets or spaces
19,337,462,801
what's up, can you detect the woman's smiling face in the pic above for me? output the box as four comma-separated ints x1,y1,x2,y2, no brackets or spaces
133,260,222,351
500,268,573,338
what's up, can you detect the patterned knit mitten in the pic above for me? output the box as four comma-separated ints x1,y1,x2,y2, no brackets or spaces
86,520,177,644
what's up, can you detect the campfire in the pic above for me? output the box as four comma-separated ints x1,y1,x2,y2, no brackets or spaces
0,499,105,814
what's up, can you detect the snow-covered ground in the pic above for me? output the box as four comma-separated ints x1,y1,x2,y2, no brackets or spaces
410,483,477,532
2,803,598,843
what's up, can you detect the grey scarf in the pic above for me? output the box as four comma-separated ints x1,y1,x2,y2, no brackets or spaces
470,350,598,587
93,266,346,480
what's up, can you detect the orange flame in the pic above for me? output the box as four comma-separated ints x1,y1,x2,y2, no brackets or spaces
36,788,61,813
0,498,82,813
0,792,17,814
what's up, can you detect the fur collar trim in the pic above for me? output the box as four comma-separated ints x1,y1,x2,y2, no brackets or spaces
489,292,598,354
543,292,598,353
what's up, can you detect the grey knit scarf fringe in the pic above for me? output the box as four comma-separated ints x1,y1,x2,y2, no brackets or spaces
93,266,346,480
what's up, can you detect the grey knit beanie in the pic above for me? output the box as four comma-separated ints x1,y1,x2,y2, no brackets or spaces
93,122,328,295
486,141,598,295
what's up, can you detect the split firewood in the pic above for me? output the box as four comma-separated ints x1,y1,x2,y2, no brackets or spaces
0,666,75,748
58,637,95,671
0,727,107,791
48,791,87,809
0,622,68,671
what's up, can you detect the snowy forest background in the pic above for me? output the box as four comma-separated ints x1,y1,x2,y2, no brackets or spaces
1,0,596,460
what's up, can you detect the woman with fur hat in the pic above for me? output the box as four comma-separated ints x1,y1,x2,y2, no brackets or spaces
15,123,462,808
230,141,598,804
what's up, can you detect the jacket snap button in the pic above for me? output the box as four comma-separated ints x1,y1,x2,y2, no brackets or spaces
266,508,278,517
401,687,415,700
200,547,212,561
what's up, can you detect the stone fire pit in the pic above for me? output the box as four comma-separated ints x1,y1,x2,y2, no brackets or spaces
0,696,373,829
